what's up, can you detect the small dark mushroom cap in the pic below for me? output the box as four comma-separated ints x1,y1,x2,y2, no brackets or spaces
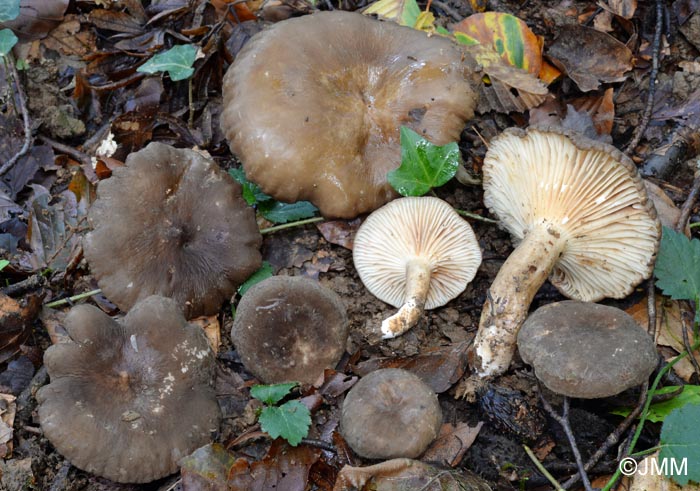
37,296,221,483
517,300,658,399
221,11,479,218
84,142,262,318
341,368,442,459
231,276,348,384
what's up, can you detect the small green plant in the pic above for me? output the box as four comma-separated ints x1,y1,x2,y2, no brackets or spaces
250,382,311,447
0,259,9,272
0,0,19,57
387,126,460,197
136,44,199,81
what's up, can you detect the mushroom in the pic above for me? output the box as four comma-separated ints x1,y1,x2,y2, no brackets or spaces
231,276,348,384
83,142,262,318
517,301,658,399
220,11,480,218
37,296,221,483
340,368,442,459
353,197,482,338
471,127,660,378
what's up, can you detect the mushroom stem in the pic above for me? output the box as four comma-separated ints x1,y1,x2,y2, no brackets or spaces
381,258,431,339
471,224,567,378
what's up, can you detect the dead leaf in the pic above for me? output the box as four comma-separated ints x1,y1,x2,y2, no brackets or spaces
0,394,17,458
570,87,615,136
190,315,221,353
333,459,493,491
600,0,637,19
0,459,34,489
628,452,700,491
422,422,483,467
0,293,41,364
180,443,237,490
353,342,469,393
41,14,96,57
316,219,361,250
547,24,633,92
644,180,683,231
0,0,69,41
0,356,35,396
88,9,144,34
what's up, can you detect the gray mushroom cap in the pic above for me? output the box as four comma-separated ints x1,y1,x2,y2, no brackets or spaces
340,368,442,459
37,296,221,483
517,300,658,399
84,142,262,318
231,276,348,385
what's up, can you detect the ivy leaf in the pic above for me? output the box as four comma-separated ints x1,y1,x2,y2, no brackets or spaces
258,401,311,446
659,403,700,485
387,126,459,196
258,200,318,224
611,386,700,423
0,28,17,56
137,44,198,81
250,382,298,405
238,261,273,296
0,259,8,271
228,168,271,206
654,226,700,302
0,0,19,22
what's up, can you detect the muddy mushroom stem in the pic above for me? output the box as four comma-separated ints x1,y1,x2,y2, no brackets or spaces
470,127,660,378
353,197,482,339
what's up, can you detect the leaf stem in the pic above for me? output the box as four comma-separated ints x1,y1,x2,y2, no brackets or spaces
454,209,499,224
259,217,324,235
45,289,102,308
523,445,565,491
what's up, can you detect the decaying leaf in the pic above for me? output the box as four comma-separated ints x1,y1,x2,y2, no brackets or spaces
362,0,420,27
316,219,362,250
190,315,221,354
421,422,483,467
547,23,633,92
627,452,700,491
644,181,683,231
1,0,69,41
0,292,41,364
41,14,96,57
600,0,637,20
0,394,16,458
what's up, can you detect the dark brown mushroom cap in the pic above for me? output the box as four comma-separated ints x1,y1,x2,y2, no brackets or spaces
517,301,658,399
231,276,348,384
83,142,262,318
37,296,221,483
221,11,479,218
340,368,442,459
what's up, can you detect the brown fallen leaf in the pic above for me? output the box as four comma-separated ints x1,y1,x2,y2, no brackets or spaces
422,422,483,467
0,293,42,364
0,0,69,41
0,394,17,458
547,24,633,92
628,452,700,491
643,180,683,231
570,87,615,136
88,9,144,34
41,14,96,57
316,219,362,250
353,342,469,393
599,0,637,20
190,315,221,354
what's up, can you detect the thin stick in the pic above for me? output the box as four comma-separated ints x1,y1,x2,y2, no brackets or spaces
431,0,461,22
259,217,324,234
455,209,499,223
0,54,33,176
45,289,102,308
523,444,565,491
624,0,663,154
540,395,593,491
677,158,700,232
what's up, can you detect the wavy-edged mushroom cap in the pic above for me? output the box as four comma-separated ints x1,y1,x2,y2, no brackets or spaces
84,142,262,319
517,301,658,398
231,276,348,384
37,296,221,483
353,197,481,338
471,127,660,378
221,11,479,219
340,368,442,459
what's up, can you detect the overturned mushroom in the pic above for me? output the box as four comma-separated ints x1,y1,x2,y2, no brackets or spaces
471,127,660,378
84,142,262,318
37,296,221,483
353,197,481,338
341,368,442,459
231,276,348,385
221,11,479,218
518,301,658,399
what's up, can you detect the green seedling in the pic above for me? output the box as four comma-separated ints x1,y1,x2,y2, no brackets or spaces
250,382,311,447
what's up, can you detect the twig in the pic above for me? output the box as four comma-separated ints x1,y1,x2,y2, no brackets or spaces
0,54,33,176
44,288,102,308
624,0,663,154
540,394,593,491
523,444,565,490
301,438,337,452
38,135,92,166
259,217,325,234
455,209,499,223
431,0,462,22
1,274,45,296
677,157,700,232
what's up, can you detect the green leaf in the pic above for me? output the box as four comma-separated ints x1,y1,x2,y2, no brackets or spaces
363,0,420,27
387,126,460,196
228,168,271,206
0,0,19,22
0,259,8,272
250,382,298,405
0,28,17,56
654,226,700,302
659,403,700,484
258,200,318,224
612,386,700,423
258,401,311,446
238,261,273,296
137,44,198,81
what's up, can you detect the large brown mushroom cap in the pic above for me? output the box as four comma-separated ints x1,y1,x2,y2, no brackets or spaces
231,276,348,384
37,296,221,483
517,301,658,398
353,197,481,338
221,11,479,218
340,368,442,459
84,142,262,318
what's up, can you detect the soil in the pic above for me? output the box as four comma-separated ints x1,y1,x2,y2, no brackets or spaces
1,0,699,490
